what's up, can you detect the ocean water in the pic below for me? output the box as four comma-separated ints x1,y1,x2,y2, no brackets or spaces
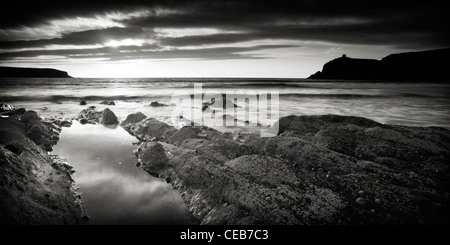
1,77,449,128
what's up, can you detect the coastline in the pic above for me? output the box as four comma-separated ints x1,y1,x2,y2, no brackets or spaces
2,103,448,225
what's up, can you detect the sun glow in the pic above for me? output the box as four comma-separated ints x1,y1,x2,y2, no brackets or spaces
104,39,147,47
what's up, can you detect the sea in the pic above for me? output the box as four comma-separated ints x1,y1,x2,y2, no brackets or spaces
2,77,449,224
1,77,449,129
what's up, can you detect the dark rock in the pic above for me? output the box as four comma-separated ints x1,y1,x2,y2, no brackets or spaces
15,108,26,114
123,114,450,225
100,100,115,106
138,142,170,175
99,108,119,125
77,107,119,125
0,104,27,116
43,143,53,152
120,112,147,130
79,101,87,105
4,143,24,155
20,110,40,123
356,198,365,205
149,101,167,107
125,117,177,141
0,112,85,225
59,120,72,127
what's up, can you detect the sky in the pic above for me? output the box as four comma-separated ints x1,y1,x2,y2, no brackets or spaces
0,0,448,78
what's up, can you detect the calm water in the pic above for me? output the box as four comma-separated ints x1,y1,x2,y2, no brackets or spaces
53,121,195,225
1,78,449,128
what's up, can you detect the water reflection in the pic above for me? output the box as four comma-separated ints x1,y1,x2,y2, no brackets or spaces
53,121,195,225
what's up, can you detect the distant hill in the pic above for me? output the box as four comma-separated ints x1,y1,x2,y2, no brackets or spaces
0,67,71,78
308,48,450,81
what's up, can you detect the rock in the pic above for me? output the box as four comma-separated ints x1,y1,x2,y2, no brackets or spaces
100,100,115,105
79,101,87,105
137,142,170,176
356,198,365,205
120,112,147,130
79,118,88,125
99,108,119,125
43,143,53,152
48,118,72,127
77,107,119,125
0,111,85,225
77,107,100,124
149,101,167,107
125,117,177,141
0,103,14,112
123,114,450,225
4,143,24,155
0,103,26,116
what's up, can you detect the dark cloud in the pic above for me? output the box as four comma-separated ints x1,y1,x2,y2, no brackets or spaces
0,0,448,63
0,44,297,61
0,27,150,49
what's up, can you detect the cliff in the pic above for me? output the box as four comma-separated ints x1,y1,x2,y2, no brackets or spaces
308,48,450,81
0,66,71,78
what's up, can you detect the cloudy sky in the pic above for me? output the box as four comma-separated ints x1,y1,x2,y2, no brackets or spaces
0,1,448,78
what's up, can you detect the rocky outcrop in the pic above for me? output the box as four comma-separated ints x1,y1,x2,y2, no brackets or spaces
120,112,147,131
125,118,177,141
308,48,450,81
0,103,26,116
124,112,450,225
99,108,119,125
0,66,71,78
77,107,119,125
100,100,115,106
0,107,86,224
149,101,167,107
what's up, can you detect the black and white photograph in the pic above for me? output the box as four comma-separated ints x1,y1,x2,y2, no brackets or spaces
0,0,449,237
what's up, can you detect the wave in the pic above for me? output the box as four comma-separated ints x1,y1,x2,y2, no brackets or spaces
0,95,165,102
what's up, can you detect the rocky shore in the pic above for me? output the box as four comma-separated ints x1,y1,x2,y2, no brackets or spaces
0,104,87,225
2,102,449,225
121,113,450,225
